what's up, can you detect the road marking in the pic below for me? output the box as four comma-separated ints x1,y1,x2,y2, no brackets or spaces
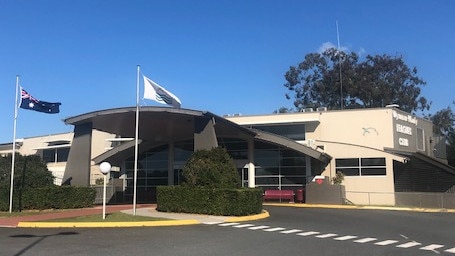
233,224,254,228
334,235,358,241
280,229,302,234
219,222,240,226
210,223,455,253
297,231,320,236
354,238,378,243
316,233,338,238
264,227,286,232
375,240,399,246
396,241,421,248
420,244,445,251
248,225,269,230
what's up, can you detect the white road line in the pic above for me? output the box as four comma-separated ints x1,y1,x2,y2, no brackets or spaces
375,240,399,246
213,223,454,253
396,241,421,248
248,225,269,230
297,231,320,236
420,244,445,251
219,222,240,226
316,233,338,238
334,235,358,241
264,227,286,232
354,238,378,243
233,224,255,228
280,229,302,234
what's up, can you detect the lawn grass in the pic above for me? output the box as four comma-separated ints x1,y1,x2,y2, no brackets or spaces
42,212,168,222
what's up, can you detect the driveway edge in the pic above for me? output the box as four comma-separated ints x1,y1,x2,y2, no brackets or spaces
264,203,455,213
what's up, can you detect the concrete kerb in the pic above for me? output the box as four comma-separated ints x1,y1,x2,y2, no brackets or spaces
264,202,455,213
17,220,200,228
16,208,270,228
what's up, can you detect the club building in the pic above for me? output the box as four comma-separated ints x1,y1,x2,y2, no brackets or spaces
1,106,454,206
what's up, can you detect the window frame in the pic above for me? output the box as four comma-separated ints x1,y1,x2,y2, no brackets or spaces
335,157,386,176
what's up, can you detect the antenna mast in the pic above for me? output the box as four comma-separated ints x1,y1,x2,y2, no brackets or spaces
336,20,343,110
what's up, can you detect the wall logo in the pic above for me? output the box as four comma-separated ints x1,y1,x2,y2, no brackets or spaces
362,127,378,136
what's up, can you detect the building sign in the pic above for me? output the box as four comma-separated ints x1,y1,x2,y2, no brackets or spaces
398,137,409,146
392,110,417,151
396,124,412,135
392,111,418,125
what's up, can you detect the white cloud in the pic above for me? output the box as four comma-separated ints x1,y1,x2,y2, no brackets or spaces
318,42,365,56
318,42,337,53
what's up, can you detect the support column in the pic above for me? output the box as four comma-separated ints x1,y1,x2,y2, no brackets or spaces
194,117,218,151
248,139,255,188
168,142,175,185
305,155,312,184
62,122,93,186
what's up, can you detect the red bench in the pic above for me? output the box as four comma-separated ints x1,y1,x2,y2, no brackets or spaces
263,190,295,203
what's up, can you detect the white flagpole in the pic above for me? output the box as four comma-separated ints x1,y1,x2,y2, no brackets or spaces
133,65,140,215
9,75,20,213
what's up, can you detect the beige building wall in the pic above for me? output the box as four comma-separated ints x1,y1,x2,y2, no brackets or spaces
16,133,73,185
308,108,395,150
2,130,117,186
320,141,405,205
227,108,424,206
90,130,117,184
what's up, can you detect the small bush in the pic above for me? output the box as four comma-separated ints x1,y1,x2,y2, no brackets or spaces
332,172,345,185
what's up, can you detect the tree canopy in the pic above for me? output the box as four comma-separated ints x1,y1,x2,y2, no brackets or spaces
0,154,54,190
283,48,430,113
429,103,455,167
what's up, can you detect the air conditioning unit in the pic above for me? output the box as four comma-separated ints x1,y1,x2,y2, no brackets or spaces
302,139,316,148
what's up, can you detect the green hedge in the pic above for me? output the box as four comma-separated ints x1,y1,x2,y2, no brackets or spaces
156,186,263,216
0,186,96,211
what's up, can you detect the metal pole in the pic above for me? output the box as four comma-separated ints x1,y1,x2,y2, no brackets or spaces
336,21,343,110
133,65,140,215
9,75,20,213
103,175,107,220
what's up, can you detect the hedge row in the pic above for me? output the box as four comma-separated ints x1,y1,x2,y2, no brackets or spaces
156,186,263,216
0,186,96,211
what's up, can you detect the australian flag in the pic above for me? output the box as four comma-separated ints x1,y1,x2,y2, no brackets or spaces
20,88,61,114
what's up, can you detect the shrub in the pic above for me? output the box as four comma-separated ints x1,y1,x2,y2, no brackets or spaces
156,186,263,216
332,172,345,185
182,147,240,188
0,186,96,211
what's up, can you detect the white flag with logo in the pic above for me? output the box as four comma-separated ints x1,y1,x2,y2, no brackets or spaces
143,75,181,108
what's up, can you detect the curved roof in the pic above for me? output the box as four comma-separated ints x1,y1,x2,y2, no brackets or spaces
65,106,331,164
65,106,256,142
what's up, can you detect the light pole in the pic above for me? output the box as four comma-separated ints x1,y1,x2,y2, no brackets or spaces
99,162,111,220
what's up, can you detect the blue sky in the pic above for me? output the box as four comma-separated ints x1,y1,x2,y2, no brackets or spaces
1,0,454,143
